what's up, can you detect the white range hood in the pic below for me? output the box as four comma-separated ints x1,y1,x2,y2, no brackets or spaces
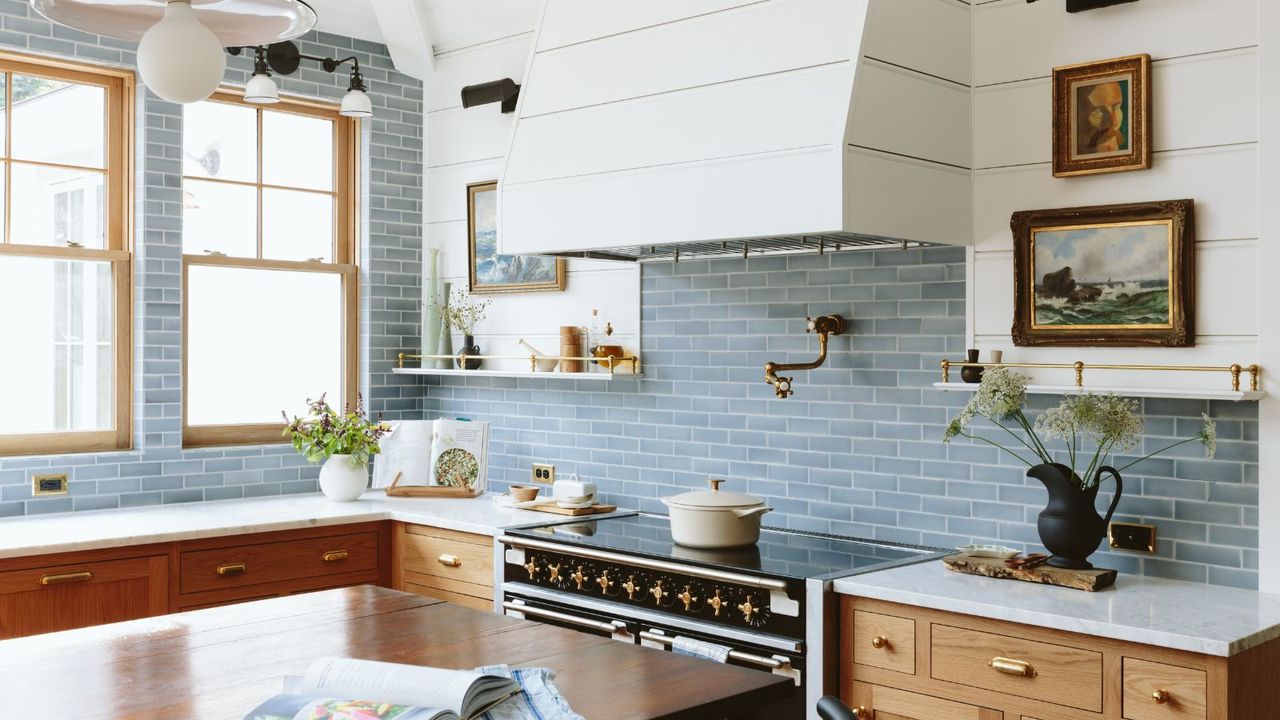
498,0,973,261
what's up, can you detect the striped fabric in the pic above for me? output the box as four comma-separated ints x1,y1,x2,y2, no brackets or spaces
671,636,732,664
475,665,584,720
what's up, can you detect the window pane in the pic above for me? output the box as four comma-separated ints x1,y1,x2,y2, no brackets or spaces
183,100,257,183
183,179,257,257
0,256,113,434
0,75,7,157
262,109,333,191
262,188,333,262
10,164,105,248
11,76,104,168
187,265,342,426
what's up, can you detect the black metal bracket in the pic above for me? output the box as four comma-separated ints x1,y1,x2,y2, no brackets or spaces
461,79,521,114
1026,0,1139,12
228,41,361,82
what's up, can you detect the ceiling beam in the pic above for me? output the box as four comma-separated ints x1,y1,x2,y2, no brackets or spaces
370,0,436,79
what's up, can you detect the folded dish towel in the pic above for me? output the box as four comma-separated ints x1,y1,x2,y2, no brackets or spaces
671,635,732,664
475,665,585,720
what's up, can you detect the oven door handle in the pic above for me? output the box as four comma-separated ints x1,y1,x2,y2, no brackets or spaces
638,630,783,670
503,601,631,639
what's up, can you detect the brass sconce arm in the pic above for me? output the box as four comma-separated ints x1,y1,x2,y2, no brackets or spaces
764,315,846,398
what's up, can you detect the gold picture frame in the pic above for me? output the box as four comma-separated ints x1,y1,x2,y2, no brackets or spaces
466,180,566,294
1052,54,1151,177
1011,199,1195,347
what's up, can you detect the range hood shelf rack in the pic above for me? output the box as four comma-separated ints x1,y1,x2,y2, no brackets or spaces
549,234,934,263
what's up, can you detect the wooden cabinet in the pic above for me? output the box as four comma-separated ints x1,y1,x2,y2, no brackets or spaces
174,523,390,610
392,522,494,611
0,549,168,639
841,596,1280,720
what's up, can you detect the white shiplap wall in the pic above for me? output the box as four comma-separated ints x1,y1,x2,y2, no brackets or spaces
423,25,641,372
970,0,1260,389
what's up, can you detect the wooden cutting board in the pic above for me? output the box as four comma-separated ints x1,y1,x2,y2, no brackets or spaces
943,554,1117,592
526,502,618,516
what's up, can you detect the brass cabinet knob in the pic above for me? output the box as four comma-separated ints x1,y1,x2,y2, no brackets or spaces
677,585,699,612
1152,689,1171,704
523,560,539,580
547,563,561,583
596,571,614,593
622,575,640,600
708,589,725,616
650,580,668,603
737,595,758,622
851,707,868,720
571,566,589,590
437,554,462,568
870,635,888,649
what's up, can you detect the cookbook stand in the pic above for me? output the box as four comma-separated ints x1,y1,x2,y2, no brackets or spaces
383,472,482,499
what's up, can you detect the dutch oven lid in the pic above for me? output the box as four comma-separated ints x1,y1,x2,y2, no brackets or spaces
663,479,764,510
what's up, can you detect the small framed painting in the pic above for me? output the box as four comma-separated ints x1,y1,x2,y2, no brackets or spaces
467,180,565,294
1052,54,1151,177
1010,199,1195,347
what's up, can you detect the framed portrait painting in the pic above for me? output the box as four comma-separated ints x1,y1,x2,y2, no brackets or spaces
1052,54,1151,177
467,180,565,294
1010,199,1195,347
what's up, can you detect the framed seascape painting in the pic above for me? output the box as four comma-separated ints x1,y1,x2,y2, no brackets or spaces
467,180,565,294
1010,199,1195,347
1052,54,1151,177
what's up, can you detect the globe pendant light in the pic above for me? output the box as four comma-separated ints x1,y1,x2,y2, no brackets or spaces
138,1,225,104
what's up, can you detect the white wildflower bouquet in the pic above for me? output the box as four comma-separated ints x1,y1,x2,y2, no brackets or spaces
438,287,491,336
944,367,1216,489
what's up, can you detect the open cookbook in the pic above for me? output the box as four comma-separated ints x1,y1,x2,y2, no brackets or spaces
372,418,490,493
245,657,520,720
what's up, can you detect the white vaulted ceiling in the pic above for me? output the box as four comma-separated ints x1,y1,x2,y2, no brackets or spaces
308,0,543,55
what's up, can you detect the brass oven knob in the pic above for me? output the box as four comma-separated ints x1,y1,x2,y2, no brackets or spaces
547,563,561,583
737,595,758,623
571,566,589,590
1152,689,1170,705
871,635,888,649
708,589,725,617
523,560,540,580
677,585,699,612
622,575,640,600
596,570,614,593
650,580,668,603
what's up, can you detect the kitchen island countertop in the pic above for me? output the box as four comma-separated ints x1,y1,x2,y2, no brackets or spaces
834,559,1280,656
0,491,569,560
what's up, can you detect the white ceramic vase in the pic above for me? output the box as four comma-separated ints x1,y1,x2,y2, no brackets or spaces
319,454,368,502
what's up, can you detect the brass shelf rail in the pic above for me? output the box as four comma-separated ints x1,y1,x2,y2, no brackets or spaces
398,352,640,375
939,359,1262,392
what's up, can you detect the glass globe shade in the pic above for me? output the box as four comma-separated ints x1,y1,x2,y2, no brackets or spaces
137,0,226,104
244,73,279,104
340,88,372,118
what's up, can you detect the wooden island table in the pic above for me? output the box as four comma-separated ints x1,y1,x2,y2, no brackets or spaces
0,585,793,719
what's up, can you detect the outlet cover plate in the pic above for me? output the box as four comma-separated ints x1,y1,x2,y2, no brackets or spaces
32,473,68,496
1109,522,1156,553
532,463,556,485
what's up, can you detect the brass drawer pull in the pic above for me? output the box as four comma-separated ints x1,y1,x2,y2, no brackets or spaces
40,570,93,585
437,554,462,568
322,550,349,563
1152,689,1170,704
216,563,246,576
870,635,888,649
989,656,1037,678
851,707,868,720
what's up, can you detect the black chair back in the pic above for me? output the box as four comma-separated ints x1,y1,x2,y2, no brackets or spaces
816,695,860,720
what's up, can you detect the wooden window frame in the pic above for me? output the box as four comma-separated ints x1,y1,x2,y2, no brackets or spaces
0,51,134,457
181,90,358,449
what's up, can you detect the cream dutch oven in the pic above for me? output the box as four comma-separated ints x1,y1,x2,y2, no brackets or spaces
661,479,772,548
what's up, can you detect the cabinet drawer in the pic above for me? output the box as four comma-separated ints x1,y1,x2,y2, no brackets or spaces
852,609,915,675
1122,658,1207,720
847,681,1003,720
0,555,167,638
180,531,378,594
400,525,493,588
931,624,1103,712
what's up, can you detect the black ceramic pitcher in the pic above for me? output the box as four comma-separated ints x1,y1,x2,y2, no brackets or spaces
1029,462,1123,570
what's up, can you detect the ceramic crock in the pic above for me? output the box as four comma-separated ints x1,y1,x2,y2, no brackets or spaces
661,479,772,548
319,454,368,502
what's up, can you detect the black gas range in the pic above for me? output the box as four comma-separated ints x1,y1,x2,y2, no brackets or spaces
498,513,941,716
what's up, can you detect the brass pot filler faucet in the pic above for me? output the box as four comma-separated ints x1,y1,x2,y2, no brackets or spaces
764,315,846,398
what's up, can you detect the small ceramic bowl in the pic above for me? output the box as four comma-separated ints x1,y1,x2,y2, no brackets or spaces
509,485,541,503
956,544,1020,559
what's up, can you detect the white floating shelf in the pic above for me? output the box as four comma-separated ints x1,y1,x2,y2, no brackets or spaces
933,382,1263,402
394,368,644,380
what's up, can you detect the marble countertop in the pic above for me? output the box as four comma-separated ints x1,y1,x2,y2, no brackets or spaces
834,559,1280,657
0,492,572,559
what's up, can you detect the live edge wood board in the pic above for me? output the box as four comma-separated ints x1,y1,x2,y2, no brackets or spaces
840,595,1280,720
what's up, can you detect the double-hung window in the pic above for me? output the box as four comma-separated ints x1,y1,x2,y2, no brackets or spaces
0,53,133,456
181,91,357,447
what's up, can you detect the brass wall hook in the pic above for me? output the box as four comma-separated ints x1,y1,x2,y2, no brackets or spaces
764,315,846,398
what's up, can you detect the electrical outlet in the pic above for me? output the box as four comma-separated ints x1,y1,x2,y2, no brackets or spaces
532,463,556,485
1109,522,1156,553
32,473,68,496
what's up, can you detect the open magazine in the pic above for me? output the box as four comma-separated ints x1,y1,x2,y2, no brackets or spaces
373,418,490,493
246,657,520,720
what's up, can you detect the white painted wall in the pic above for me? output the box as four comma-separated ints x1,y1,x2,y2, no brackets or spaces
970,0,1261,390
423,27,641,373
